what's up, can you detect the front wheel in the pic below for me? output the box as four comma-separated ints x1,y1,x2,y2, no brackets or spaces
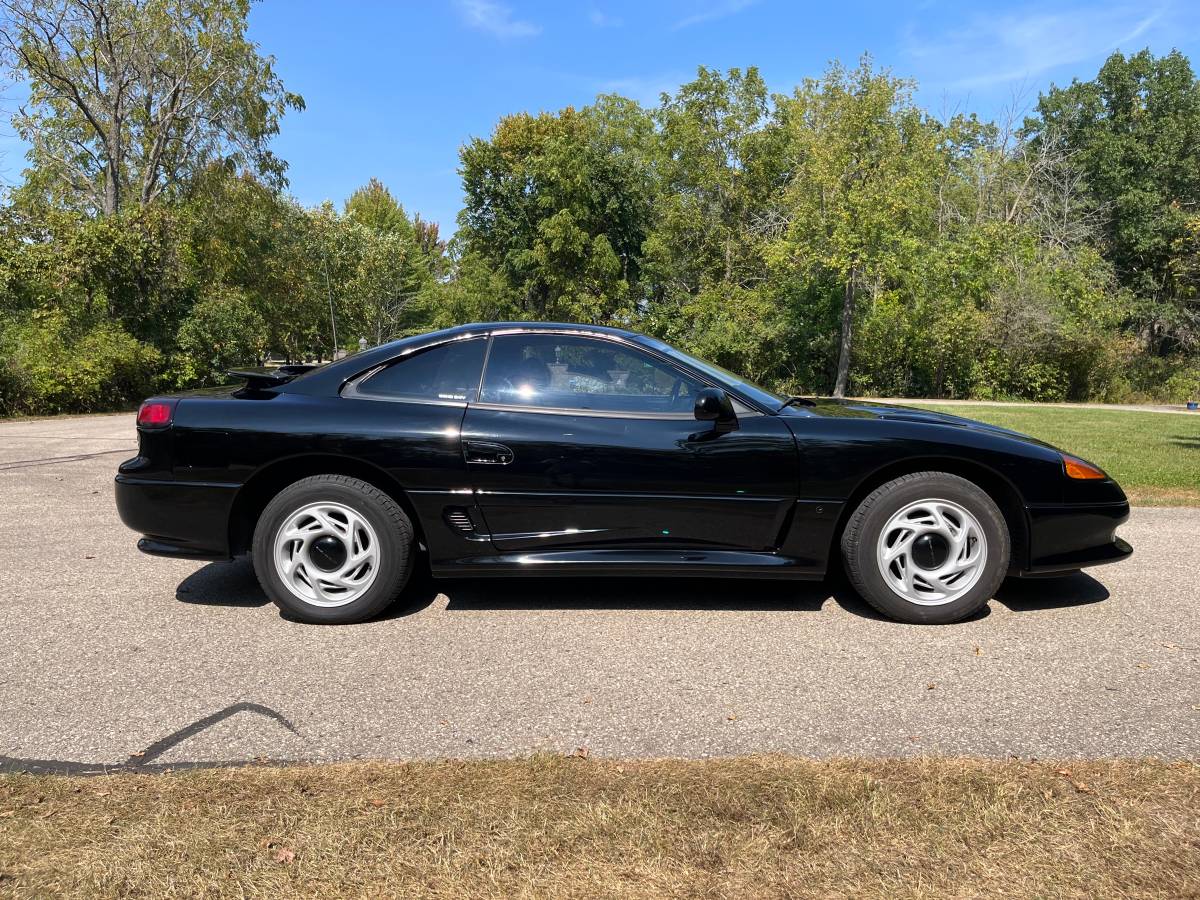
840,472,1010,624
252,475,414,624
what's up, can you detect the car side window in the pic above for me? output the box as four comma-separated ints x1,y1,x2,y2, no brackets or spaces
479,334,704,414
356,338,486,403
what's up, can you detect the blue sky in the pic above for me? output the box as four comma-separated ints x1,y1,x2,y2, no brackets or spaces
4,0,1200,232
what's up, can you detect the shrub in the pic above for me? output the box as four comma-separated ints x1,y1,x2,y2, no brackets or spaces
173,288,269,387
0,312,162,415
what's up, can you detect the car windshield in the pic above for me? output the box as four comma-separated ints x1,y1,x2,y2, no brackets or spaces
637,337,787,409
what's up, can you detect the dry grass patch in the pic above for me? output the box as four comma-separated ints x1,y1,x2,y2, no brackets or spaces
1123,485,1200,506
1,756,1198,899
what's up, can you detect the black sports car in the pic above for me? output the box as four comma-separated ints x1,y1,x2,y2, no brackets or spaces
115,322,1131,625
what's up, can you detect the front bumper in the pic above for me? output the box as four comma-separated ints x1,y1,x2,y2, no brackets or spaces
1021,500,1132,575
115,473,238,560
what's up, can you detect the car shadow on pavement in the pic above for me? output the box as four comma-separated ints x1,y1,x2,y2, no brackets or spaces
439,573,884,619
174,556,444,621
994,571,1110,612
175,559,1110,622
442,570,1111,621
176,558,269,608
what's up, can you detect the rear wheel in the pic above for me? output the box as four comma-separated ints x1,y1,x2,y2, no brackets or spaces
252,475,414,624
840,472,1009,624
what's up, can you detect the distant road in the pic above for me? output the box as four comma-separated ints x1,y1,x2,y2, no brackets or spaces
859,397,1197,415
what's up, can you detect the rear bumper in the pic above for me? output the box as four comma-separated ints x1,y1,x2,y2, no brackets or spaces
115,474,238,560
1021,501,1132,575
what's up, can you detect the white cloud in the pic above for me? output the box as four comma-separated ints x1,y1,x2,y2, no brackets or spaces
903,2,1170,90
589,9,623,27
455,0,541,39
673,0,758,30
597,73,686,105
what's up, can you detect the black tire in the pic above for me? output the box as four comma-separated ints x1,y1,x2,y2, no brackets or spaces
252,475,414,624
840,472,1010,624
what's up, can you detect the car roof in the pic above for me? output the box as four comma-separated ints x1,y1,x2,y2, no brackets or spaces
284,322,658,396
449,321,644,338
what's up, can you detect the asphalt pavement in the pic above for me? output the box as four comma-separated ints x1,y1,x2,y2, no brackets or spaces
1,412,1197,772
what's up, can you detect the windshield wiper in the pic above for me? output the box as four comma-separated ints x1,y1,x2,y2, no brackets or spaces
780,396,815,409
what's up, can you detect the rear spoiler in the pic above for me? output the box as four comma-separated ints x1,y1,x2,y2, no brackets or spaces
228,365,317,391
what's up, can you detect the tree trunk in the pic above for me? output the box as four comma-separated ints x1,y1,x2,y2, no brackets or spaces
833,273,855,398
104,151,120,216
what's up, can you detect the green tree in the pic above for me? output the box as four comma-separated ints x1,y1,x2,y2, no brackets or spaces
345,178,411,235
345,224,435,345
184,172,325,361
637,67,793,383
174,285,267,385
1030,49,1200,351
0,0,303,216
411,215,448,278
458,95,657,323
345,177,448,283
646,66,780,292
772,58,943,396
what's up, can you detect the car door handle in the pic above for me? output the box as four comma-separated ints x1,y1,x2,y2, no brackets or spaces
464,441,514,465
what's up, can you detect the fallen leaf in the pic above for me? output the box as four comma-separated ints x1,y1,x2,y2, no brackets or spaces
571,747,589,759
84,555,95,560
129,751,145,758
727,714,739,721
1056,768,1073,777
273,848,295,864
369,799,385,808
1136,663,1150,670
973,646,982,656
926,683,937,690
1071,781,1093,794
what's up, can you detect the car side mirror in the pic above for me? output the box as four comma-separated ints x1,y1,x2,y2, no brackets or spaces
694,387,739,433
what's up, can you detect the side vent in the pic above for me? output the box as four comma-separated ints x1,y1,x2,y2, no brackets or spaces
445,508,476,534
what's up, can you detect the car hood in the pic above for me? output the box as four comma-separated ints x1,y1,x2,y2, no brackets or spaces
783,398,1059,450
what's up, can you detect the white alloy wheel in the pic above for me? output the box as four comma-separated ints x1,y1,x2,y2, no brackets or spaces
875,497,987,606
273,501,380,607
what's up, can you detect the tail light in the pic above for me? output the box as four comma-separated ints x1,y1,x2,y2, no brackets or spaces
1061,453,1106,480
137,399,177,428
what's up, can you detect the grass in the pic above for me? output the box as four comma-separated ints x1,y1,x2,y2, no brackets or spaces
908,403,1200,506
1,756,1197,899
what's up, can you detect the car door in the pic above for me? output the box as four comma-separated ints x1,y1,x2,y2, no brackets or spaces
459,331,800,553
